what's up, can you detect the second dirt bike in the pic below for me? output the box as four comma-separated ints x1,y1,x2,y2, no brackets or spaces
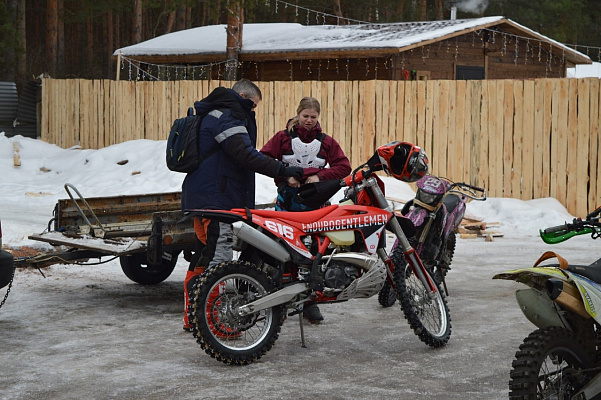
186,141,451,365
379,175,486,307
495,206,601,399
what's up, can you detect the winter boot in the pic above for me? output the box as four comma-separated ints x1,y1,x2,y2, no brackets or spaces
183,266,204,331
303,302,324,324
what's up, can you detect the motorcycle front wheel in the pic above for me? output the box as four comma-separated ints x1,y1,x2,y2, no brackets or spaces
509,326,595,400
188,260,285,366
392,247,451,348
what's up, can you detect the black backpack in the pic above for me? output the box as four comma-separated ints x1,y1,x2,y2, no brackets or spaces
166,107,207,173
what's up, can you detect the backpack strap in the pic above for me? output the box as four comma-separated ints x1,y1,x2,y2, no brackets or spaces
533,251,569,270
191,108,219,166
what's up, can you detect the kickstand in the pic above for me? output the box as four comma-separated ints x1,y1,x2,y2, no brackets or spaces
299,313,307,348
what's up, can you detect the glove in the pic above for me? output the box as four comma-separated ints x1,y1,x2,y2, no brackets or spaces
279,164,304,180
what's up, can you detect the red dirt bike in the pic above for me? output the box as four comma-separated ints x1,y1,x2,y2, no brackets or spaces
186,142,451,365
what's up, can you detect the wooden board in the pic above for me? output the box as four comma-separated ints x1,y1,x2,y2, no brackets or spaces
28,231,146,256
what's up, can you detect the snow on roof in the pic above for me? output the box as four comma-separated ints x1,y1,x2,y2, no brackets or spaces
114,17,590,64
114,17,504,56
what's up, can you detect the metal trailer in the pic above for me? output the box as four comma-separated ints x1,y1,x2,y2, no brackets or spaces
18,184,197,285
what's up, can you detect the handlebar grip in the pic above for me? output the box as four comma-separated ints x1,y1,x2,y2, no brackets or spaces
456,182,485,192
467,184,485,192
543,224,569,234
587,206,601,220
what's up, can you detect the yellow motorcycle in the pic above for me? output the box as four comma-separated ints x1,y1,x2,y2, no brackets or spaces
494,206,601,399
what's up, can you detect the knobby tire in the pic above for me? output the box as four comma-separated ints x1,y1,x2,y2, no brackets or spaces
378,280,397,308
509,326,595,400
188,260,285,366
380,230,457,307
391,246,451,348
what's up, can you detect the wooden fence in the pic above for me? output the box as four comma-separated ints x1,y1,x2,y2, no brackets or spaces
41,78,601,217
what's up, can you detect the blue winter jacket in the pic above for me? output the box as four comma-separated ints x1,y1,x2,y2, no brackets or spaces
181,87,283,211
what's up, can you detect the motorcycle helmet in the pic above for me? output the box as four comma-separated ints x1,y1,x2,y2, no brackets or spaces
377,141,429,182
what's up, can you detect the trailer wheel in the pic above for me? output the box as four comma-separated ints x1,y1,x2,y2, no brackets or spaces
120,251,179,285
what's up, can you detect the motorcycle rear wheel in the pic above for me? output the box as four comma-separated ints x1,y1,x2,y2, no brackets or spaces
392,247,451,348
379,231,456,307
188,260,285,366
431,231,456,285
509,326,595,400
378,280,397,308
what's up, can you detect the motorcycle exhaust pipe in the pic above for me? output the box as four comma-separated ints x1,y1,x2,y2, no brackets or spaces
321,253,382,271
231,221,291,263
546,279,590,319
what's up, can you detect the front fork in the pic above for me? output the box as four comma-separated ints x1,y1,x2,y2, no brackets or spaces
366,177,437,294
388,217,437,293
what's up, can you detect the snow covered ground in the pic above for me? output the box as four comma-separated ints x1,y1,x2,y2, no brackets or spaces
0,134,577,247
0,133,597,399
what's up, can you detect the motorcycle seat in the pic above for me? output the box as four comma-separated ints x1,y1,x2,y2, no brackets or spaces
443,193,461,213
566,257,601,284
250,204,339,224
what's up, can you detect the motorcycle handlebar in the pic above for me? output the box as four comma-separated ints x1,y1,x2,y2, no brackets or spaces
543,224,570,234
449,182,487,201
454,182,485,193
543,219,601,234
587,206,601,220
343,169,372,187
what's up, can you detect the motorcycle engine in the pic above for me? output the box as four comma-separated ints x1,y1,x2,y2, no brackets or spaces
323,262,359,291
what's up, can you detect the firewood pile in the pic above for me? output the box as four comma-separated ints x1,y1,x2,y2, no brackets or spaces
456,217,503,241
387,198,503,242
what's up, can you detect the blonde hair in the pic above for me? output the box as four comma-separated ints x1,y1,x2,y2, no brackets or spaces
287,97,321,130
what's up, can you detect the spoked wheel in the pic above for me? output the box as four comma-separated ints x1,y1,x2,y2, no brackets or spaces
378,280,397,307
188,260,285,366
392,247,451,347
509,327,595,400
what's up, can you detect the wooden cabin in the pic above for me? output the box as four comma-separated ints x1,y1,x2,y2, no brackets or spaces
114,17,591,81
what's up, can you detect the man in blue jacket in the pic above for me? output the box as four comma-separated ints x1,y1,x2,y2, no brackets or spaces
182,79,303,331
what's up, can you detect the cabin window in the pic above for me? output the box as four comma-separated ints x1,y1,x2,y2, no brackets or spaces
456,66,485,80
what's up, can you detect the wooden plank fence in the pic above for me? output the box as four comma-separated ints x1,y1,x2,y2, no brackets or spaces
41,78,601,217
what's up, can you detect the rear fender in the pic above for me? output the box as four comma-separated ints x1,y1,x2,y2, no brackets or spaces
493,266,570,289
514,288,568,329
495,267,601,325
495,268,571,329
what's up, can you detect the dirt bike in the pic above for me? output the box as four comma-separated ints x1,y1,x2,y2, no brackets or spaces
494,206,601,399
378,175,486,307
186,142,451,365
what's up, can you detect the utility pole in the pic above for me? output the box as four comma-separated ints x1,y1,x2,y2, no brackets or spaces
225,0,243,81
